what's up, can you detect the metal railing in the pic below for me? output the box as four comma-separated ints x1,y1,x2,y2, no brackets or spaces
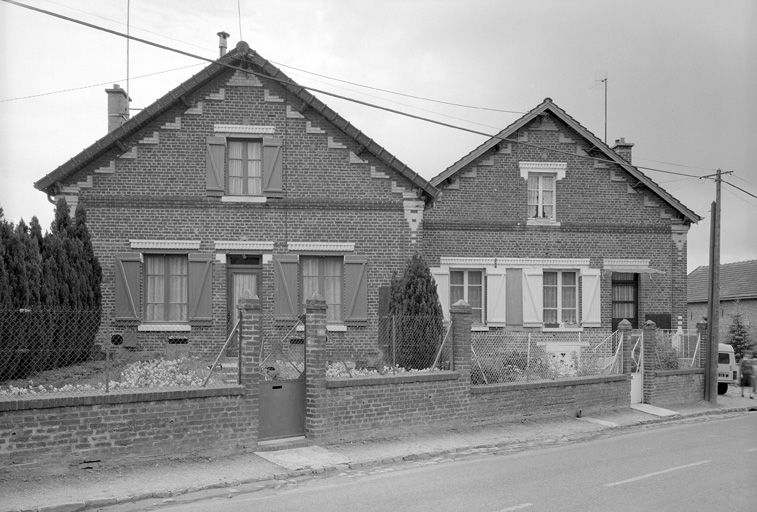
258,315,305,381
655,329,701,369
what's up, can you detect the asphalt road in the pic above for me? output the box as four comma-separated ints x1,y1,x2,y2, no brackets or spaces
154,415,757,512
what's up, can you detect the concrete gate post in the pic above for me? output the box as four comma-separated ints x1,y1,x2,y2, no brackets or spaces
450,299,472,384
696,319,708,370
642,320,658,403
304,293,328,441
238,297,262,445
618,319,633,374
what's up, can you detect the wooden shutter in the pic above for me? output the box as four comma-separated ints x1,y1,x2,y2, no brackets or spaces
114,253,141,320
522,268,543,327
506,268,523,326
188,253,214,321
273,254,299,320
206,136,226,196
430,267,450,321
263,137,284,198
344,256,368,323
486,269,507,327
581,268,602,327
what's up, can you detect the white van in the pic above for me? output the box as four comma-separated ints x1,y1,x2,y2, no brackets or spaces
717,343,738,394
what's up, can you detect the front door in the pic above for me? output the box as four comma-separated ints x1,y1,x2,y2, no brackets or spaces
227,255,260,334
612,272,638,331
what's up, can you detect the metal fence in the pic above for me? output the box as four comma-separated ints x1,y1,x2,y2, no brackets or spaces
655,329,701,369
0,309,231,397
471,330,624,385
327,315,450,378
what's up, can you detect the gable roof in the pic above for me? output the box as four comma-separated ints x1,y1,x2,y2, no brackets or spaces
34,41,438,201
430,98,701,223
688,259,757,303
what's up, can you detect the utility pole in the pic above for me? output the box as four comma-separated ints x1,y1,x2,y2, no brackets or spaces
601,77,608,144
702,169,730,403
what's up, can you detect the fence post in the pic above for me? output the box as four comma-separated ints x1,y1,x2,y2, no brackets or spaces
238,296,262,445
450,299,472,381
618,319,632,374
696,319,708,370
304,293,328,441
642,319,658,403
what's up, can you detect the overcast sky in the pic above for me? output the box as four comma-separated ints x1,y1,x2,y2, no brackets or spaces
1,0,755,272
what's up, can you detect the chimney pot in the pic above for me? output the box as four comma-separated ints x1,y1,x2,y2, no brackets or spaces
217,31,230,57
105,84,130,133
612,137,634,164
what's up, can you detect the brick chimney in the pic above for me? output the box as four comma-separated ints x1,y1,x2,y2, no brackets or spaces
105,84,130,132
612,137,634,164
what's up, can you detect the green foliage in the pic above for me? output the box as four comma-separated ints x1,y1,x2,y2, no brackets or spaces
728,308,753,361
388,254,444,369
656,340,680,370
0,199,102,380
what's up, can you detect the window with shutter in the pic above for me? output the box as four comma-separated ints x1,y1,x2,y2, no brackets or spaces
188,253,213,321
144,254,188,322
430,268,450,321
114,253,142,321
344,256,368,323
273,254,299,321
206,136,284,199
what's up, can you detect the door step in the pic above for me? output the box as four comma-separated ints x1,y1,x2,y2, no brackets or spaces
256,436,309,452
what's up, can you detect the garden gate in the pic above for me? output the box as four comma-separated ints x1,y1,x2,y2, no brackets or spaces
257,316,306,441
629,331,643,404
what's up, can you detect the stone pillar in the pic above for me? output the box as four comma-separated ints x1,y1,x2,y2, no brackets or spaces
642,319,658,403
304,293,328,441
238,297,261,445
450,299,472,381
618,319,633,374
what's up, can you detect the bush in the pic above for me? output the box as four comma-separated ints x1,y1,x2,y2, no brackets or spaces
656,340,680,370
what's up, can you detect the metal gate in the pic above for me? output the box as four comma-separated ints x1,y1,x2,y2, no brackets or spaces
257,316,306,441
630,331,643,404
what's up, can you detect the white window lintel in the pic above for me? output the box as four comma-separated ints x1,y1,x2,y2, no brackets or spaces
287,242,355,252
518,161,567,180
130,240,200,250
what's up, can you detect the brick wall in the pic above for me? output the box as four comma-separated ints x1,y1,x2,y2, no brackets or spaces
469,375,630,422
0,387,254,470
644,369,705,405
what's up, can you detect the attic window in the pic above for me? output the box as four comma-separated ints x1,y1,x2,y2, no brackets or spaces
518,162,566,226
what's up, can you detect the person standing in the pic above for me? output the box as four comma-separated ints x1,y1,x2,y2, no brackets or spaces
739,351,755,399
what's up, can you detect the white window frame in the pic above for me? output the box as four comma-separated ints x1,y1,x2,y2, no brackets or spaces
542,270,579,329
450,269,485,324
527,173,556,220
519,162,566,226
143,253,189,324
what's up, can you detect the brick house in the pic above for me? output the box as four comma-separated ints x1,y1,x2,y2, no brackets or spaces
422,98,701,351
34,41,438,360
688,260,757,349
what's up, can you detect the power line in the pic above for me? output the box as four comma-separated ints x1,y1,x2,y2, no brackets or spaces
0,0,716,183
271,60,527,115
0,64,203,103
723,180,757,200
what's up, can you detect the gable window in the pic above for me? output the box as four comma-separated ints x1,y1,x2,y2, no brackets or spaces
145,254,188,322
227,140,262,196
450,269,484,323
543,270,577,327
527,174,555,219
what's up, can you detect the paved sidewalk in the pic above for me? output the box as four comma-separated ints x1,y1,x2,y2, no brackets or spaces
2,392,755,512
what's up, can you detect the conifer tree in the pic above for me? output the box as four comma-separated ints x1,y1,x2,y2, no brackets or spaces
16,220,42,307
389,254,444,369
728,307,753,361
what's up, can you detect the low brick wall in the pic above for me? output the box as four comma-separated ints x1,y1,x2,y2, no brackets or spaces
320,372,469,442
0,386,256,471
645,368,704,406
470,375,631,422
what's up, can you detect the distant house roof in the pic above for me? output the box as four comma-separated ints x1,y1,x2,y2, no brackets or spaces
687,259,757,303
430,98,701,224
34,41,438,202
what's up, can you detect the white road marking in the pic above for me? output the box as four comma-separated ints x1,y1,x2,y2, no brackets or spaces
605,460,710,487
495,504,533,512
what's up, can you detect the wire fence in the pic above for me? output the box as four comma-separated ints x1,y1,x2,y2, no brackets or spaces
0,309,231,397
326,315,450,378
471,330,624,385
655,329,701,369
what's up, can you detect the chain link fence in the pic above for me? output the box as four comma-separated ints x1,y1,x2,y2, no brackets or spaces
0,309,230,397
655,329,701,369
471,330,624,385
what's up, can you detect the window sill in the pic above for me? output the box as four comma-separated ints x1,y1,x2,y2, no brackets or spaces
471,325,489,332
221,196,266,203
542,326,583,333
138,324,191,332
295,324,348,332
526,218,560,227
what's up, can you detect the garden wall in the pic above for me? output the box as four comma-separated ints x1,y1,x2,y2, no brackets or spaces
0,386,255,472
320,372,468,443
470,375,630,422
644,369,704,406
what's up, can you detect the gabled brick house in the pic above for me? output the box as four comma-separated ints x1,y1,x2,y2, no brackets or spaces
34,41,438,360
423,98,701,348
